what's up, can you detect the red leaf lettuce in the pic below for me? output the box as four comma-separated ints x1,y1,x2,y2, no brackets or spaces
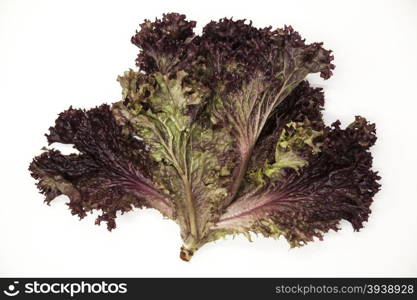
29,13,380,261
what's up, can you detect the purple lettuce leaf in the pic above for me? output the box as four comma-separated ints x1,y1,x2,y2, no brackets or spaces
29,13,380,261
212,117,380,246
29,104,173,230
197,19,335,208
131,13,198,74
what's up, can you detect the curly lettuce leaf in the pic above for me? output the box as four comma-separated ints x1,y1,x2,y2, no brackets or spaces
29,104,173,230
131,13,197,74
199,21,334,205
212,117,380,246
29,13,380,261
113,69,236,253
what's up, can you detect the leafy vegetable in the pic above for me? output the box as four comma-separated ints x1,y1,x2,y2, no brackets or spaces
29,13,380,261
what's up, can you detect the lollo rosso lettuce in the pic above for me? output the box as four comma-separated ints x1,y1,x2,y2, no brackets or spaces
29,13,380,261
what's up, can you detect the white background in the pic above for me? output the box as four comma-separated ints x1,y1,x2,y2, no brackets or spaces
1,0,416,277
